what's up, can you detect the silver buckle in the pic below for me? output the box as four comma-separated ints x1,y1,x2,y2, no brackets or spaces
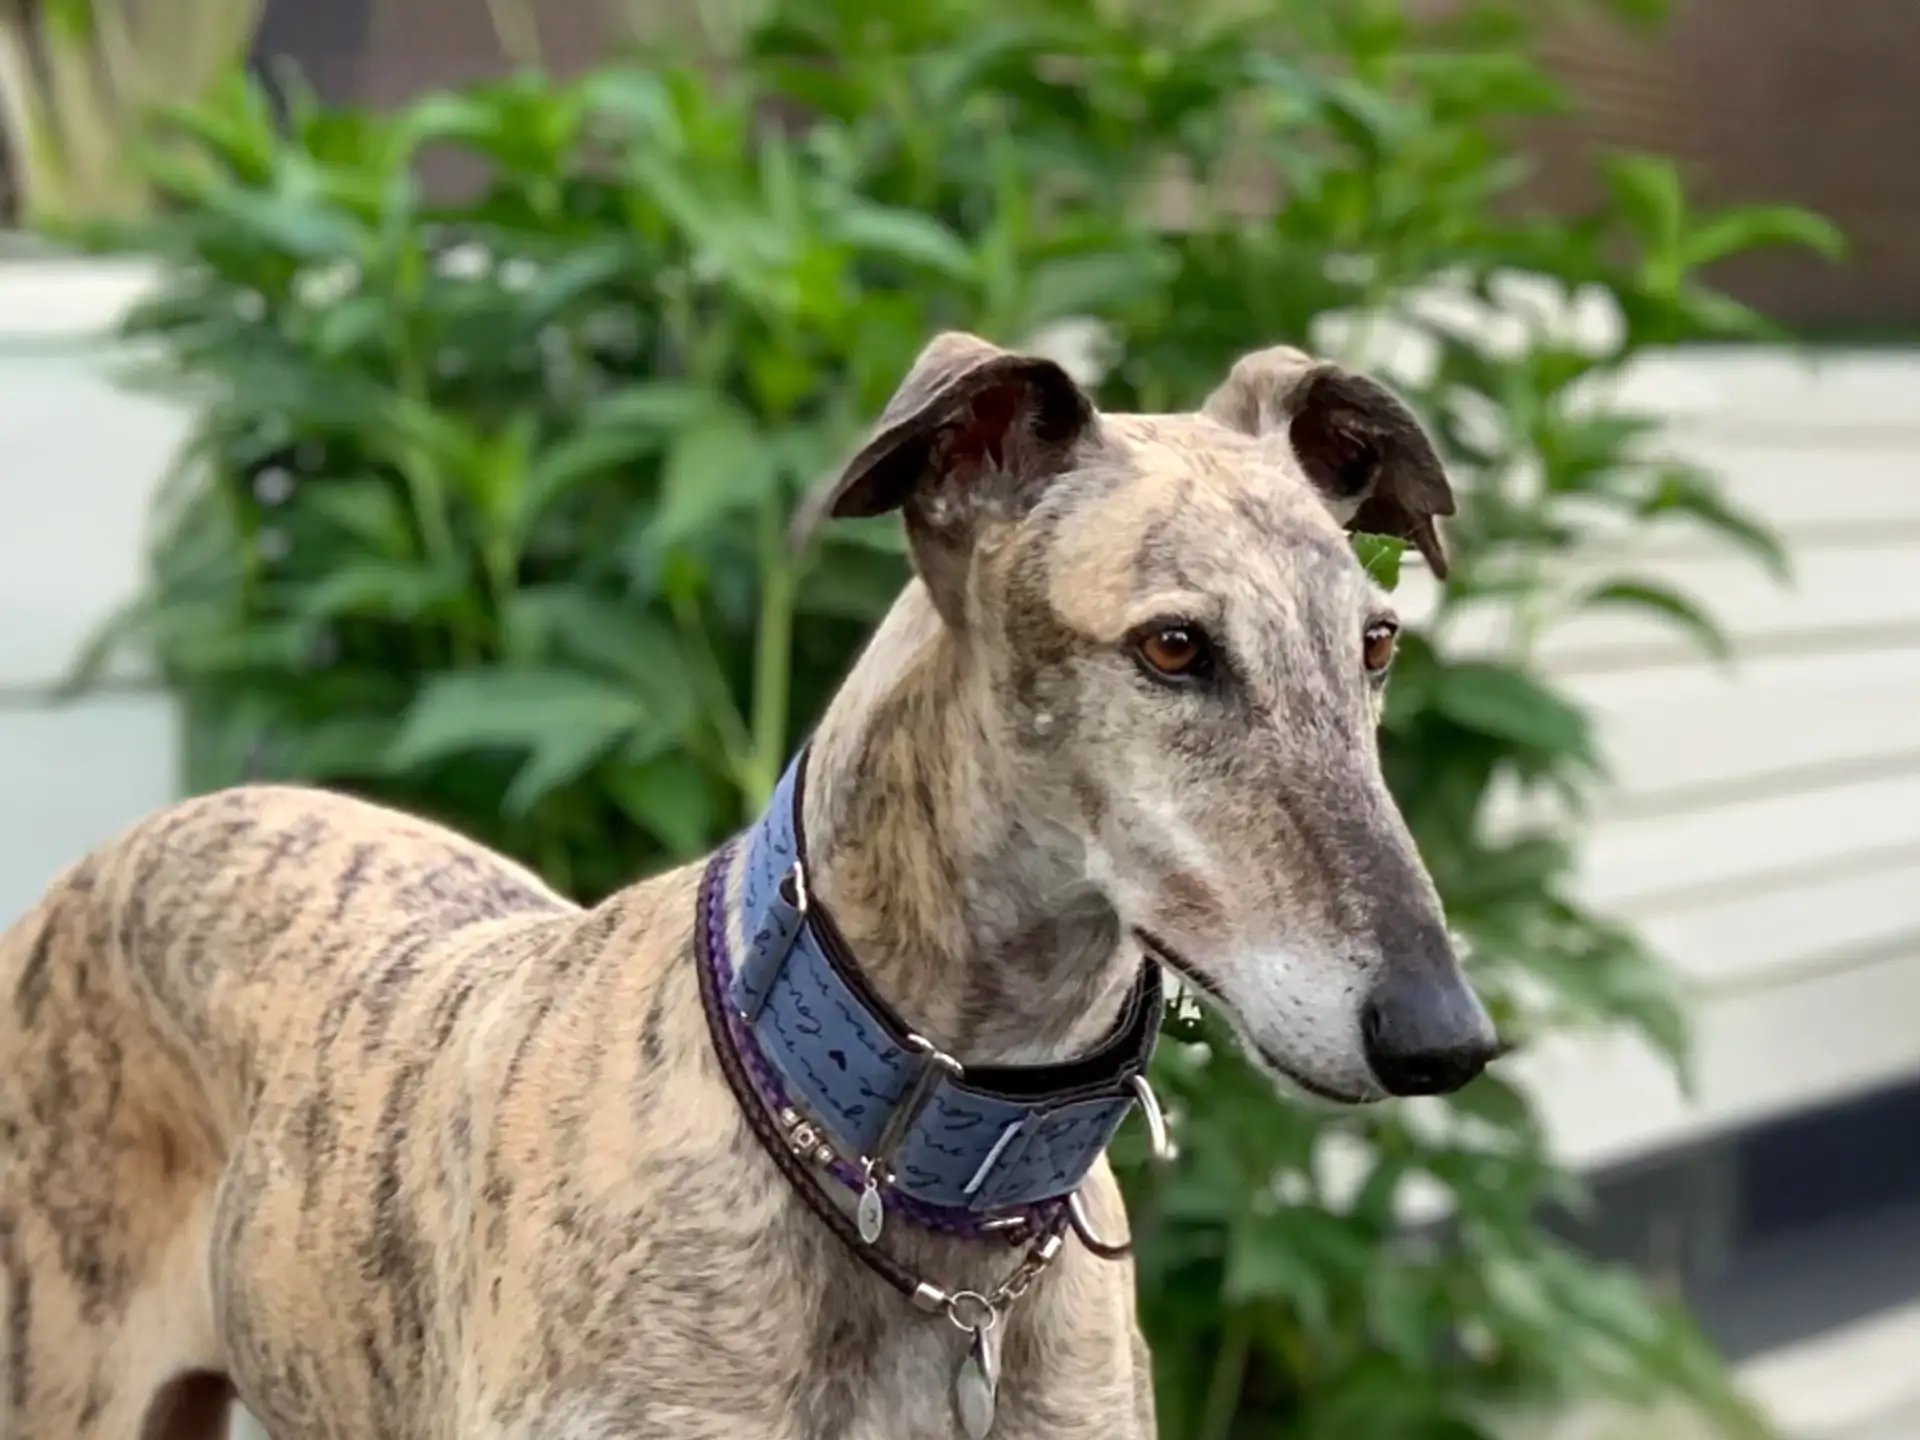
870,1032,964,1176
853,1034,964,1246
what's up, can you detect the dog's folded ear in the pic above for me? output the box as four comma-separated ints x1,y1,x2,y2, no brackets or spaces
1202,346,1457,580
792,330,1098,623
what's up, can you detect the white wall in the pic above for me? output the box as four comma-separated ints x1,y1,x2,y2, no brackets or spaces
1487,352,1920,1172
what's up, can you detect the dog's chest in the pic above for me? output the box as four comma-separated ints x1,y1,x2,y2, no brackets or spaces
798,1325,973,1440
793,1310,1143,1440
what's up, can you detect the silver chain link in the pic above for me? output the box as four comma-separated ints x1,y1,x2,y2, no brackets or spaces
930,1227,1065,1332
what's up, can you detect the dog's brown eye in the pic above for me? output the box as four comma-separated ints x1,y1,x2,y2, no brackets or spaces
1363,620,1399,674
1135,624,1212,682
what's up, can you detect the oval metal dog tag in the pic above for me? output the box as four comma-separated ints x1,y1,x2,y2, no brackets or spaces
856,1179,885,1245
953,1322,1001,1439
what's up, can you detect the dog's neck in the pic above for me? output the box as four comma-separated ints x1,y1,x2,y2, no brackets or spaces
798,584,1138,1067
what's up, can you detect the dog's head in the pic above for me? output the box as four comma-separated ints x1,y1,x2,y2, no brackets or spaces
799,331,1495,1103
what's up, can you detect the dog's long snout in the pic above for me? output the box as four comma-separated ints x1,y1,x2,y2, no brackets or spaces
1360,965,1497,1097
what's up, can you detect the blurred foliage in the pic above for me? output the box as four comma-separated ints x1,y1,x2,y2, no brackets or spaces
70,0,1844,1434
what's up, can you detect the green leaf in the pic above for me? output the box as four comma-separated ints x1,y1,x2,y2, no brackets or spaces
605,753,730,857
1603,153,1685,244
286,717,403,781
1675,283,1780,340
1430,663,1596,762
1572,579,1732,662
1353,534,1406,590
823,514,909,555
295,560,463,621
1603,153,1687,282
392,90,507,155
575,67,677,137
520,243,637,321
1537,412,1663,494
502,719,630,816
626,152,773,288
516,425,670,535
1223,1220,1330,1333
1447,834,1573,906
300,480,415,557
1362,1261,1434,1366
1640,467,1790,580
502,585,692,699
1682,204,1847,269
1478,1250,1561,1333
384,669,647,774
1446,1073,1538,1134
1319,76,1416,164
179,690,278,792
826,198,977,280
310,294,389,358
651,410,780,547
581,383,724,432
1022,250,1169,325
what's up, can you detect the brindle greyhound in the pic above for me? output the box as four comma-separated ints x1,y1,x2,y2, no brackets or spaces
0,332,1495,1440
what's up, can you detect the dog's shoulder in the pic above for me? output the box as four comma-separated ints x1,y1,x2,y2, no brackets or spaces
97,781,569,922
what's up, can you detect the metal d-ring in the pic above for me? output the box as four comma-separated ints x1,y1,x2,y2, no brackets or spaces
1129,1073,1177,1166
1066,1189,1133,1261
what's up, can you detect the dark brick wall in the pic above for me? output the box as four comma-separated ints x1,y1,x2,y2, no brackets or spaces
9,0,1910,329
251,0,629,106
1529,0,1920,331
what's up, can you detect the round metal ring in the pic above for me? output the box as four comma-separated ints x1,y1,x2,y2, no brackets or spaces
1066,1190,1132,1260
944,1289,999,1334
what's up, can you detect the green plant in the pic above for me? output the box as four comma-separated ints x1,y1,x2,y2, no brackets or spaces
75,1,1843,1435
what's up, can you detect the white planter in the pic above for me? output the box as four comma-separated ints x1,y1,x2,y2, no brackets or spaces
0,254,182,923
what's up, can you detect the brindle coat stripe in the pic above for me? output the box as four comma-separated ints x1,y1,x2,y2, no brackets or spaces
0,332,1485,1439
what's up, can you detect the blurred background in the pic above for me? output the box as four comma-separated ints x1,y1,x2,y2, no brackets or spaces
2,1,1917,1437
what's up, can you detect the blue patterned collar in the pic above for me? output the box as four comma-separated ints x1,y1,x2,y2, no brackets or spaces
697,745,1164,1243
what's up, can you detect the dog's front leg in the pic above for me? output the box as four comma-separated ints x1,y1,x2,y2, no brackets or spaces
1127,1323,1158,1437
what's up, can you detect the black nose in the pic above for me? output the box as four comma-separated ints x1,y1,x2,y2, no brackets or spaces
1361,973,1497,1097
